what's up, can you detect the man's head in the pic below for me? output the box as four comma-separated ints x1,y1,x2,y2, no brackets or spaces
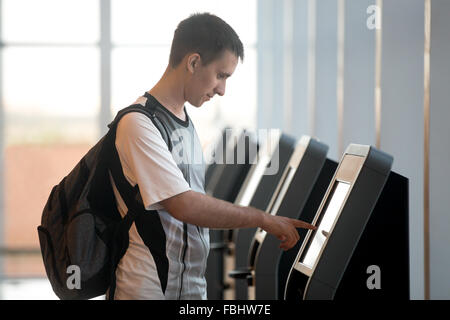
169,13,244,68
169,13,244,107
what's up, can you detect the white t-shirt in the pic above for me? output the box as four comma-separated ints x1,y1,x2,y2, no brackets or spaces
109,96,209,299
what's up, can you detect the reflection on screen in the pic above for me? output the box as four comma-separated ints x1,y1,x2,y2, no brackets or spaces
301,182,350,269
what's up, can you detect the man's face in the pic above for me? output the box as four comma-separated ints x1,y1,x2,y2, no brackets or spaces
185,50,239,107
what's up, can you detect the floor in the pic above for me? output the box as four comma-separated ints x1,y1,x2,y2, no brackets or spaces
0,278,105,300
0,278,58,300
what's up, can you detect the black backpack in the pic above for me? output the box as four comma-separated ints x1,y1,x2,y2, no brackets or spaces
37,95,172,300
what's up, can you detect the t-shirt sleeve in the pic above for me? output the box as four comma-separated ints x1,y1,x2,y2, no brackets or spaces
115,112,191,210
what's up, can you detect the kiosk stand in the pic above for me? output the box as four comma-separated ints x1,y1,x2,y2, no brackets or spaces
205,129,258,300
204,128,229,193
221,129,290,299
284,144,409,300
229,136,330,299
231,132,297,300
334,170,409,299
276,157,338,299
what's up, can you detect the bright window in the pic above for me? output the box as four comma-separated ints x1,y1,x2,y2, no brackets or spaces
2,0,99,44
1,0,100,282
0,0,257,298
110,0,257,148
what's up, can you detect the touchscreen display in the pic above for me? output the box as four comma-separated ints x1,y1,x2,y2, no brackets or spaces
301,181,350,268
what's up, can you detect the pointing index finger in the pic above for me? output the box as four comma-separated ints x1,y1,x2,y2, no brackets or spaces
292,219,317,230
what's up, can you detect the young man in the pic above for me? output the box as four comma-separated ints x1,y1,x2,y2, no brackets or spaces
109,13,315,300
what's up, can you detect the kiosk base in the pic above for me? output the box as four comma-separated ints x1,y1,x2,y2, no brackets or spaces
277,158,338,299
335,171,409,300
284,170,409,300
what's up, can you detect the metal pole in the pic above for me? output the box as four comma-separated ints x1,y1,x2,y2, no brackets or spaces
423,0,431,301
374,0,383,149
337,0,345,156
100,0,112,136
0,0,6,296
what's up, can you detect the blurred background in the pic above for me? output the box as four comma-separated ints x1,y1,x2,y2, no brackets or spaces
0,0,449,300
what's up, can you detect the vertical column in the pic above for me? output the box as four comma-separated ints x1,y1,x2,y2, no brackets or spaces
314,0,338,160
306,0,316,137
430,0,450,300
272,0,285,130
257,0,274,131
337,0,345,156
258,0,303,136
100,0,112,136
341,0,376,155
380,0,424,300
283,0,294,135
423,0,431,301
291,0,309,138
374,0,383,149
0,0,5,278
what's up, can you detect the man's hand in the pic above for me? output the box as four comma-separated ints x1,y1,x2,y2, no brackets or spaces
261,214,317,251
160,190,316,250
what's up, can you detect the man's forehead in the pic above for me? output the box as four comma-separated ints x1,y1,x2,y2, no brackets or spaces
212,50,239,71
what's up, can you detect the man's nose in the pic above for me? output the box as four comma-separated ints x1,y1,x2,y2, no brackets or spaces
215,81,226,96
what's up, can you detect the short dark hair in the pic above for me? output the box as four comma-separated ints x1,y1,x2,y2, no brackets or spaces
169,13,244,67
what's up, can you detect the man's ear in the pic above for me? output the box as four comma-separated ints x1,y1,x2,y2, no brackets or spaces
186,53,201,74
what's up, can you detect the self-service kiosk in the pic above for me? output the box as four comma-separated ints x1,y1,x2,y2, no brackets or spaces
221,130,297,299
277,157,338,299
231,133,297,300
204,128,229,190
284,144,409,300
205,129,258,300
205,129,257,201
229,136,332,300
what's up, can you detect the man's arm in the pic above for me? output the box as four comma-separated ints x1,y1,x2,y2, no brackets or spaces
159,190,316,251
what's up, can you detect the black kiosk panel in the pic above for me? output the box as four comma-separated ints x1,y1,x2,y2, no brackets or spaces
334,169,409,299
206,129,258,300
230,136,330,300
208,130,258,202
232,132,297,300
204,128,229,190
233,130,285,208
285,144,397,300
276,157,338,299
221,130,287,299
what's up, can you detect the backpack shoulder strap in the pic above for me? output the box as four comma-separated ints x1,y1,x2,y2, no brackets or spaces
107,94,173,152
106,94,178,215
103,96,176,300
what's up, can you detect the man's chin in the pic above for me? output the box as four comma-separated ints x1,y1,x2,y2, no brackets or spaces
191,101,205,108
187,97,209,108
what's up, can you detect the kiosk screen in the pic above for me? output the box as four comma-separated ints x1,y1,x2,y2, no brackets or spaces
301,181,350,268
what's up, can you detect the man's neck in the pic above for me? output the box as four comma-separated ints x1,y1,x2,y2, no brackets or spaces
149,67,186,121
